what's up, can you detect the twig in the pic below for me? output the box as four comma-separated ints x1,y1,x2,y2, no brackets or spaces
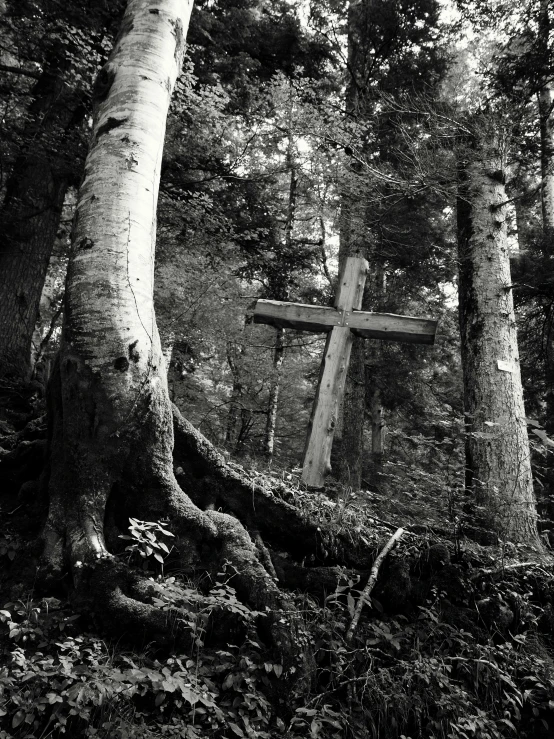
0,62,41,79
469,561,542,580
346,527,404,643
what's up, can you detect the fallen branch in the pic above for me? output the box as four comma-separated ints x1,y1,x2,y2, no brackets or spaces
346,527,404,643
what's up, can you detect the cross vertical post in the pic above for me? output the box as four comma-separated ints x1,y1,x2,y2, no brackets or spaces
301,257,368,488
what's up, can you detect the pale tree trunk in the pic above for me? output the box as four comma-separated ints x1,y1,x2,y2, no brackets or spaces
264,328,285,462
457,131,540,545
0,45,77,382
264,122,296,463
41,0,296,654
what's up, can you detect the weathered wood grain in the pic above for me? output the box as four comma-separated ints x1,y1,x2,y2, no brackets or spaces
253,300,437,345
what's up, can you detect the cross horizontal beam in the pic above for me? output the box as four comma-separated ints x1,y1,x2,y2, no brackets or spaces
253,299,437,345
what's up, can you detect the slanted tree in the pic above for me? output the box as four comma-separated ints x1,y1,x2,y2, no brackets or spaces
457,124,540,544
40,0,311,657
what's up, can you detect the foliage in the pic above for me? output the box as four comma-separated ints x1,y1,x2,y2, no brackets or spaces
1,546,554,739
119,519,175,574
0,567,278,739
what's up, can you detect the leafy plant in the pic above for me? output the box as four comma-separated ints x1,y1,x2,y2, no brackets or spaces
118,518,175,573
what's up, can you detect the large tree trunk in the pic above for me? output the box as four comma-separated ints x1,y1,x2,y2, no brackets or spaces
0,46,78,382
457,130,540,545
40,0,297,657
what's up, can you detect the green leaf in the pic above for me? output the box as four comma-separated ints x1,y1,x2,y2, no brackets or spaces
228,722,244,737
46,693,63,704
158,528,175,537
155,691,166,707
222,673,235,690
12,710,25,728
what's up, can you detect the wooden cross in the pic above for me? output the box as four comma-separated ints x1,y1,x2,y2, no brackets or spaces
253,257,438,488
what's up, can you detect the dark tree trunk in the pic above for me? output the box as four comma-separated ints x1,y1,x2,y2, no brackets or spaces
0,44,85,382
331,1,369,489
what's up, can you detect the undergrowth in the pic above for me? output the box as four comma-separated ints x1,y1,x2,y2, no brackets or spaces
0,520,554,738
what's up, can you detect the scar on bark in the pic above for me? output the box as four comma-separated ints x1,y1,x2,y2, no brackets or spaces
170,18,185,60
128,341,140,363
114,356,129,371
96,116,128,138
92,64,116,106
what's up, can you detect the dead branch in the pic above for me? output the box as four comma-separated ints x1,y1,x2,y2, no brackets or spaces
346,527,404,643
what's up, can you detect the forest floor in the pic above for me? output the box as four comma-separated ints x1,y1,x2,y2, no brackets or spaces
1,390,554,739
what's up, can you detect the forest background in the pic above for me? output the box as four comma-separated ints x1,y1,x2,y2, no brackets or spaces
2,0,554,737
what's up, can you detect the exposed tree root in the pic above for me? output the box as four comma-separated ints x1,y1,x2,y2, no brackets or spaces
270,551,366,600
41,399,307,668
172,405,377,568
72,557,197,648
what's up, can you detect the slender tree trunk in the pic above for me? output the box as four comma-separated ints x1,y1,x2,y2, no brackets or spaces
366,261,386,485
264,120,296,463
225,340,244,447
264,328,285,462
332,1,367,489
370,389,384,460
235,407,254,456
539,84,554,240
538,0,554,242
40,0,296,654
0,45,78,381
457,131,539,545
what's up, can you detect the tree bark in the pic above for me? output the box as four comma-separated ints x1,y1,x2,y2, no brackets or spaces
457,130,540,545
40,0,300,658
264,100,297,464
539,81,554,240
264,328,285,462
0,45,79,382
331,0,367,489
